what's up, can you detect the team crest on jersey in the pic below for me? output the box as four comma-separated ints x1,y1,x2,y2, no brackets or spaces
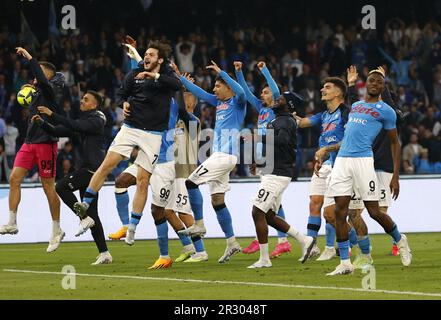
217,103,229,111
259,113,269,121
375,104,382,109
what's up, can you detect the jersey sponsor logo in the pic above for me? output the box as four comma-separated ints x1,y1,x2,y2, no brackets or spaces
325,135,337,143
134,79,146,84
351,105,380,118
216,114,225,121
348,117,367,125
217,103,229,111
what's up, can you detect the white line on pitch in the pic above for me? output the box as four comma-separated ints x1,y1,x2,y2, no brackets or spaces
3,268,441,298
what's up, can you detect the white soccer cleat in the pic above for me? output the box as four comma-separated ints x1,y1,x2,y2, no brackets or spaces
218,241,242,263
91,252,113,265
178,223,207,237
308,244,321,259
397,234,412,267
75,216,95,237
247,259,272,269
0,224,18,235
184,251,209,263
298,236,316,263
47,229,65,253
125,226,136,246
316,247,337,261
326,262,354,276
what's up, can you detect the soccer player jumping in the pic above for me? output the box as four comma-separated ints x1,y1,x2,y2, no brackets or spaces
0,47,65,253
323,69,412,276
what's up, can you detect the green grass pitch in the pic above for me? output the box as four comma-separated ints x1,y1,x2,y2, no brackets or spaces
1,233,440,300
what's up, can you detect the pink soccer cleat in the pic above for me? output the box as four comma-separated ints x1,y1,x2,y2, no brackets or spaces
243,239,260,254
270,241,292,259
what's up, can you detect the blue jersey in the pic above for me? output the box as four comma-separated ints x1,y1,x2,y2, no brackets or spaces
181,71,246,156
235,65,280,159
338,101,396,158
158,98,179,163
309,105,348,165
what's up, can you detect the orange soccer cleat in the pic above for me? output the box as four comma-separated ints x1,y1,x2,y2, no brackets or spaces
148,257,173,270
108,226,128,240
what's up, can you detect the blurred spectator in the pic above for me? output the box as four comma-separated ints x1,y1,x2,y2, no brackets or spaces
176,40,196,74
0,143,10,183
402,133,424,173
56,141,75,180
4,118,18,168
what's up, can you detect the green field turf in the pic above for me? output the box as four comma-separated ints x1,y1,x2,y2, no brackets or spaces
1,233,441,300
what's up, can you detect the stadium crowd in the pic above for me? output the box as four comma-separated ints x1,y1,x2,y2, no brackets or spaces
1,11,441,182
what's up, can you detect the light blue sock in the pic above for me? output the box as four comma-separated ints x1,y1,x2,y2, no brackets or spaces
337,240,350,260
388,224,402,243
177,230,192,247
349,227,358,248
191,235,205,252
307,215,322,238
325,223,336,247
276,207,287,238
130,212,142,226
155,220,169,256
358,236,371,254
214,204,234,239
115,191,129,225
84,187,97,205
188,187,204,221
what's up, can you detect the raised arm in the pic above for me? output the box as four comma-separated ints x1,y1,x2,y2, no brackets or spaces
16,47,54,100
259,62,280,100
207,60,245,104
180,75,218,106
218,70,245,103
234,61,262,111
347,65,359,105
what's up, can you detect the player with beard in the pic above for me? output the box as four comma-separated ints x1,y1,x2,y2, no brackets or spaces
73,41,181,237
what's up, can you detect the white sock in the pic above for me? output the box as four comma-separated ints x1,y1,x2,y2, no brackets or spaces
8,211,17,225
160,255,170,259
259,243,269,261
278,237,288,244
286,227,306,243
52,220,60,235
341,258,351,265
326,246,335,250
226,236,236,246
183,244,194,252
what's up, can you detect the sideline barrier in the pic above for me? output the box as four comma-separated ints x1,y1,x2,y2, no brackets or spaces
0,177,440,244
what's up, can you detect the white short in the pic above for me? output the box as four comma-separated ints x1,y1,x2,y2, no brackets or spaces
122,163,138,177
252,174,291,213
327,157,379,202
348,171,393,210
167,178,192,214
109,125,162,173
310,164,332,196
188,152,237,195
150,161,176,208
